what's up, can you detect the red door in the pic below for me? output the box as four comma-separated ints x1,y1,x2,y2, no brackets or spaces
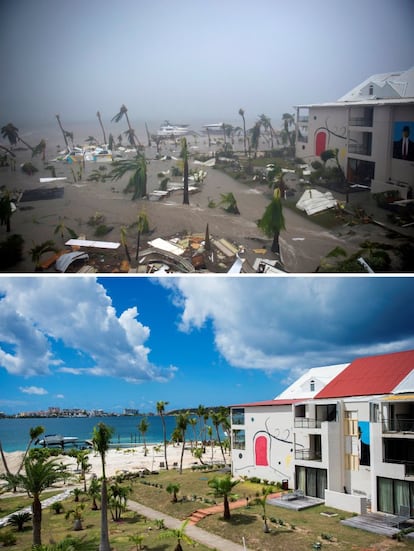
255,435,269,466
315,131,327,156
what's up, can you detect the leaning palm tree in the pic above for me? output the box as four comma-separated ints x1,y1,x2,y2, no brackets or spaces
257,187,286,254
109,154,147,200
96,111,107,145
250,121,261,158
1,457,67,547
16,425,44,475
135,209,149,261
111,104,141,148
55,114,69,150
210,409,227,464
1,123,36,153
92,422,114,551
259,114,275,149
282,113,295,146
208,475,239,520
156,401,169,470
238,108,247,156
180,137,189,205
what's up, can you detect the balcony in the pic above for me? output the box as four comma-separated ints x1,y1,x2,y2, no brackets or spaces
294,418,321,429
382,416,414,433
348,143,372,156
295,448,322,461
349,117,373,127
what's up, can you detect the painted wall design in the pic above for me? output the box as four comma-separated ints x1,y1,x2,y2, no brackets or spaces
392,121,414,161
358,421,371,466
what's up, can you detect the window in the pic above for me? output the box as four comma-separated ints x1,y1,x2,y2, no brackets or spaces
231,408,245,425
369,84,374,95
310,380,315,392
232,429,245,450
377,477,413,516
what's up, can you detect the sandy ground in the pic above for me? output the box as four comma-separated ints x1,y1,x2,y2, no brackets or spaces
0,141,378,273
0,444,226,483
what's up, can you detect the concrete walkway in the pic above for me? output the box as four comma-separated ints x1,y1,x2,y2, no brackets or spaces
127,499,251,551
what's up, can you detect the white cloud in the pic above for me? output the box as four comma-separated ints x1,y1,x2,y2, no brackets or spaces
0,278,175,383
165,277,414,372
19,386,48,395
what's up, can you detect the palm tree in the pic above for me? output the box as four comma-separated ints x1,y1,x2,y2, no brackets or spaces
108,481,131,521
238,108,248,156
210,409,228,464
16,425,44,475
135,209,149,261
55,114,69,150
166,482,180,503
1,123,34,152
120,226,131,263
2,457,67,547
208,475,239,520
253,486,273,533
175,412,189,474
96,111,107,145
29,240,58,270
257,187,286,254
92,422,114,551
282,113,295,146
156,401,169,470
259,114,275,149
75,450,91,492
111,104,141,148
138,417,149,456
88,476,101,510
109,155,147,200
250,121,261,158
180,137,190,205
188,417,198,451
159,519,195,551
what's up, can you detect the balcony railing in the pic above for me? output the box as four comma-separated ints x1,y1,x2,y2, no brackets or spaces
382,417,414,433
383,458,414,477
348,143,372,156
349,117,373,127
294,418,321,429
295,448,322,461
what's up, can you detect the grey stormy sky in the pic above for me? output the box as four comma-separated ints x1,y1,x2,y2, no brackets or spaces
1,0,414,128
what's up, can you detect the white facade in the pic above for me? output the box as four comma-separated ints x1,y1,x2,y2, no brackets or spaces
295,67,414,196
231,358,414,515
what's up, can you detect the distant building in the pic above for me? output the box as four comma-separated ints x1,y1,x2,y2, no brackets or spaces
124,408,139,416
295,67,414,198
230,349,414,516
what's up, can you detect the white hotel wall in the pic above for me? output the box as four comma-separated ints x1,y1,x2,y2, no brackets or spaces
231,405,301,487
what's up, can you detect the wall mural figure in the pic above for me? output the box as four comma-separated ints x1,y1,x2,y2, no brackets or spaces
393,122,414,161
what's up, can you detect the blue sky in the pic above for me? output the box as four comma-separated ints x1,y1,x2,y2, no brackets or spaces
0,276,413,414
1,0,413,127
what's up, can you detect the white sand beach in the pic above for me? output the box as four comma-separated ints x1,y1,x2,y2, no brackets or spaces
0,444,227,482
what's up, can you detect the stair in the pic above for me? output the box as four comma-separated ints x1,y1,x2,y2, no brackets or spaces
188,509,211,525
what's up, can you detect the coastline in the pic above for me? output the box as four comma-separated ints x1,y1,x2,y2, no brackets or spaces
0,444,227,480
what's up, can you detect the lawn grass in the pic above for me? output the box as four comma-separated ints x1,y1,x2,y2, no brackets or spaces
1,469,413,550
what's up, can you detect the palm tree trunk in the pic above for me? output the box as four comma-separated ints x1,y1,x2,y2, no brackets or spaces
223,495,231,520
32,495,42,547
125,112,141,148
0,441,11,477
161,416,169,470
179,437,186,474
183,157,189,205
55,115,69,149
271,232,280,254
99,479,111,551
97,111,107,144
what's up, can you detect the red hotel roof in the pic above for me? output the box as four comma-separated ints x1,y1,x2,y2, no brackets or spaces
230,399,303,408
315,349,414,399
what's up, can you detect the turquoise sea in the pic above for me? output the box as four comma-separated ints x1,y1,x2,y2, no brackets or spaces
0,415,187,452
